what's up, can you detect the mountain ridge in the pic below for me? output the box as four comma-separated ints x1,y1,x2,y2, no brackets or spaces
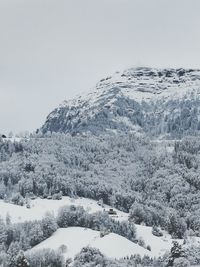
41,67,200,138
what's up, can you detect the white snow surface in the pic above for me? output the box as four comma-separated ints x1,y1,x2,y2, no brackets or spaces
0,197,128,224
30,227,152,260
135,224,183,258
59,67,200,109
1,196,199,259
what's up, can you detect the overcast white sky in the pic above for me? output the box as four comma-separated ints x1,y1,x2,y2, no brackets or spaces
0,0,200,134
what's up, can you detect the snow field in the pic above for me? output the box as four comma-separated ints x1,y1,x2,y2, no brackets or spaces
1,196,197,259
30,227,152,260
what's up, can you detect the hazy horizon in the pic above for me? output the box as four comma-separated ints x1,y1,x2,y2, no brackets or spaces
1,0,200,134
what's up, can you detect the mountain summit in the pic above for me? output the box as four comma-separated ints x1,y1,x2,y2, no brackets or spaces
41,67,200,138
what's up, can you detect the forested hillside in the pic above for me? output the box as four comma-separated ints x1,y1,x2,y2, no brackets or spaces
2,67,200,266
1,133,200,239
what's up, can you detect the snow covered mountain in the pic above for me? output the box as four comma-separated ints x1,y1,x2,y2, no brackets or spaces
41,67,200,138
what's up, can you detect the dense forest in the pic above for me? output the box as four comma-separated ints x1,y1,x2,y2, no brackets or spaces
1,133,200,240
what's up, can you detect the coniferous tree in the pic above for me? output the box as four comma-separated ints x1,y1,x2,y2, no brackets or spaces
168,241,185,266
16,251,30,267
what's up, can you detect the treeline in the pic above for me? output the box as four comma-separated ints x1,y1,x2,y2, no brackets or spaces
1,241,200,267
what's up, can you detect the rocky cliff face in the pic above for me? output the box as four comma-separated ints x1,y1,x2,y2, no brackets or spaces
41,67,200,139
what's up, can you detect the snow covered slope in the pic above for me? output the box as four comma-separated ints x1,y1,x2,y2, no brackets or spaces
0,196,193,258
30,227,152,260
0,197,128,224
41,67,200,138
135,224,183,258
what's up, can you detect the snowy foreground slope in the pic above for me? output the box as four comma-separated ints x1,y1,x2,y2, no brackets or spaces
1,196,199,259
41,67,200,138
30,227,152,259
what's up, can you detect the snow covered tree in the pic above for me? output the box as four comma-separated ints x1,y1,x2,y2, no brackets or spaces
173,257,190,267
0,218,7,248
166,211,186,238
152,226,163,237
16,251,30,267
73,247,108,267
41,213,58,239
129,203,146,224
7,241,21,267
168,241,185,266
6,212,11,225
26,248,64,267
29,223,44,247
